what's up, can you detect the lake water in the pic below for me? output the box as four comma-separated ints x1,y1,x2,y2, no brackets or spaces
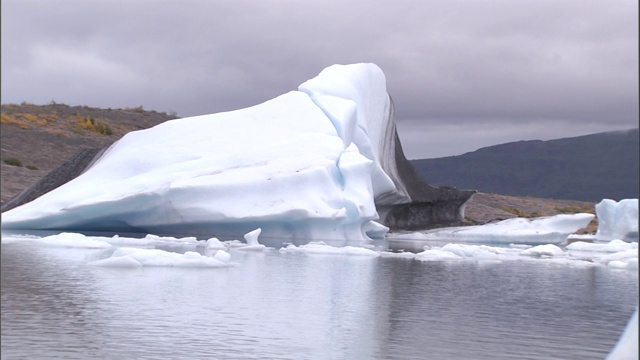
1,236,638,360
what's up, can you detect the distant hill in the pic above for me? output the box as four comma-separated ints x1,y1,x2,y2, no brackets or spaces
411,129,639,202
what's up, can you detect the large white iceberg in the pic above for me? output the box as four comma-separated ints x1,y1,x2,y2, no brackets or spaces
0,63,472,245
595,199,639,241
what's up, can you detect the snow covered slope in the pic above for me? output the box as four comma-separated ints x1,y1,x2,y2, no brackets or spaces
1,63,473,244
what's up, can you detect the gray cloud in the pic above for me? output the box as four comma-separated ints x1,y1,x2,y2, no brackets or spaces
2,0,637,158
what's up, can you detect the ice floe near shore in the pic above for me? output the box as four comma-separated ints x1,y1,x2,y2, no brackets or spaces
595,199,639,242
388,213,595,245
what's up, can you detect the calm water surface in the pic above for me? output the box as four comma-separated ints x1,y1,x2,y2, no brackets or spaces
1,239,638,360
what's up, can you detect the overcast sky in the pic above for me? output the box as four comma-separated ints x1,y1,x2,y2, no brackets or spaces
1,0,638,159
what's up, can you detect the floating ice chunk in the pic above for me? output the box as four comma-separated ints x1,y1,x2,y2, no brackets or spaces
608,259,639,270
519,244,565,257
343,246,381,257
235,228,269,251
279,241,379,256
212,250,232,263
379,251,416,259
415,249,463,261
236,244,269,252
205,237,227,250
567,240,637,253
567,234,596,242
33,232,112,248
595,199,639,241
407,213,594,245
88,255,143,268
606,307,639,360
243,228,262,246
593,249,639,268
88,247,234,267
142,234,200,247
98,235,156,247
509,244,532,249
411,244,521,262
225,240,247,248
441,243,508,260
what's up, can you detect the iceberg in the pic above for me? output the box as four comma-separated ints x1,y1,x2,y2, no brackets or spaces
595,199,639,241
0,63,474,245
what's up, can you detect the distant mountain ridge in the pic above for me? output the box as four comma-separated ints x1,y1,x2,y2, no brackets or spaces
411,129,639,202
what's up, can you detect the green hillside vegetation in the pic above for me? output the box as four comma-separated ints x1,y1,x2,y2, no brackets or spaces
411,129,639,202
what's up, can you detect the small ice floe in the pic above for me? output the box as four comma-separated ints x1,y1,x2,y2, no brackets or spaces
595,199,639,242
211,249,232,263
224,240,247,248
97,235,156,247
403,213,595,245
205,237,227,250
567,240,638,270
519,244,565,257
88,247,235,268
412,243,520,262
379,251,417,259
203,237,228,257
34,232,112,249
567,239,637,253
597,249,639,269
608,258,639,270
279,241,380,257
142,234,200,248
566,233,596,242
415,249,463,261
440,243,509,260
236,228,269,251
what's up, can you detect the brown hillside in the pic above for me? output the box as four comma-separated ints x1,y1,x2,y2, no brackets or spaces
1,103,177,204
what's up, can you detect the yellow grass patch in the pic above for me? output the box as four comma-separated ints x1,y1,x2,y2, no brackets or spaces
1,113,30,129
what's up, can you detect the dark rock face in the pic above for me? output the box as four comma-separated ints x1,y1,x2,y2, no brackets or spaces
1,148,107,213
375,129,475,230
371,96,475,230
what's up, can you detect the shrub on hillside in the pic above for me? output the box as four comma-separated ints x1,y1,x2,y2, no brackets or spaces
3,157,23,167
1,113,30,129
77,116,113,135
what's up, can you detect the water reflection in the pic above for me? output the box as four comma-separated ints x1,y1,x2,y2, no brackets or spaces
1,245,113,358
1,241,637,359
369,259,638,360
